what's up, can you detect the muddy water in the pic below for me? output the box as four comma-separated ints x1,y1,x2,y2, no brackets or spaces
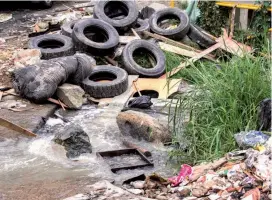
0,105,173,199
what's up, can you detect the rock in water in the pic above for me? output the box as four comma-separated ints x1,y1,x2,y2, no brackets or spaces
56,83,85,109
53,124,92,158
116,110,171,143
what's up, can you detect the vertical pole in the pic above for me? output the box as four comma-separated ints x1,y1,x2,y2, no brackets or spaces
170,0,175,8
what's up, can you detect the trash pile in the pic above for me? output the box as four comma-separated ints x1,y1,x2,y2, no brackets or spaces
119,137,272,200
9,0,221,105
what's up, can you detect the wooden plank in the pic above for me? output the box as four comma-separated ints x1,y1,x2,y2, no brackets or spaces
0,117,37,137
239,9,248,30
143,31,216,60
133,78,181,99
162,42,222,78
119,36,138,44
159,42,216,61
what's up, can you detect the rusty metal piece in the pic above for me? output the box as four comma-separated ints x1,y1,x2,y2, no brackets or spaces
123,140,152,157
0,117,37,137
97,148,154,173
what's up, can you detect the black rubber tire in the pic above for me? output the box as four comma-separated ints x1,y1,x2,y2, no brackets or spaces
94,0,138,30
28,34,74,59
122,39,165,77
61,20,78,37
72,18,119,56
149,8,190,40
68,53,96,85
187,23,216,48
82,66,128,98
134,19,150,33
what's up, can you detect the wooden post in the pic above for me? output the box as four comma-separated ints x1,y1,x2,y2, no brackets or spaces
239,9,248,30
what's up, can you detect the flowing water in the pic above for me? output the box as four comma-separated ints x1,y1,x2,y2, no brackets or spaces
0,105,173,199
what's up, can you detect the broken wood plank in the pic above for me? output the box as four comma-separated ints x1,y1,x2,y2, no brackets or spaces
143,31,216,60
123,140,151,157
0,117,37,137
119,36,138,44
133,78,181,99
159,42,217,61
131,28,141,39
162,42,222,78
104,56,118,66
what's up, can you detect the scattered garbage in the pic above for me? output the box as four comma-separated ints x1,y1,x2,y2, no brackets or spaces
234,130,270,148
128,95,153,109
168,164,193,187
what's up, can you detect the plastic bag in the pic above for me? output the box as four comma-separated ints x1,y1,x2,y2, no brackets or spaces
128,96,153,109
234,130,270,148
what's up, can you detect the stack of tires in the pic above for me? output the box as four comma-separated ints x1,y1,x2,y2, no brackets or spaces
27,0,215,99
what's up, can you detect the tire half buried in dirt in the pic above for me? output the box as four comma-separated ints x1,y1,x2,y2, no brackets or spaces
149,8,190,40
94,0,138,30
122,39,166,77
72,18,119,56
28,34,74,59
81,66,128,98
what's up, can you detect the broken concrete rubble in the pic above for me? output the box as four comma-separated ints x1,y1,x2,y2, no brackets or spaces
117,110,171,143
53,124,92,158
56,83,85,109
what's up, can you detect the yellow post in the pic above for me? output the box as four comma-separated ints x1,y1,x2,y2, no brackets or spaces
170,0,175,8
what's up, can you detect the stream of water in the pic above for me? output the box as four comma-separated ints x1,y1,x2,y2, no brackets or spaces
0,105,173,199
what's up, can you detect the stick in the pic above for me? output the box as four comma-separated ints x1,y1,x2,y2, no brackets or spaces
133,81,142,96
229,7,236,38
143,31,216,60
123,140,152,157
104,56,118,66
0,117,37,137
48,98,68,108
131,28,141,39
58,99,66,111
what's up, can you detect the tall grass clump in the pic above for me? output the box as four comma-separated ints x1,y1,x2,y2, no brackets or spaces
169,52,271,164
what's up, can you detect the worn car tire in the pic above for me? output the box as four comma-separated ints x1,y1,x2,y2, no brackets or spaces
94,0,138,30
149,8,190,40
122,39,165,77
82,66,128,98
187,23,216,48
72,18,119,56
61,20,78,37
28,34,74,59
134,19,150,33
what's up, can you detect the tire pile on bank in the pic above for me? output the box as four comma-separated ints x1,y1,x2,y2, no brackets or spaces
13,0,215,102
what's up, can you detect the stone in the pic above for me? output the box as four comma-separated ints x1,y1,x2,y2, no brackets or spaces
178,188,191,197
126,189,143,195
131,181,145,189
53,124,92,158
56,83,85,109
156,194,168,200
116,110,171,143
191,184,210,198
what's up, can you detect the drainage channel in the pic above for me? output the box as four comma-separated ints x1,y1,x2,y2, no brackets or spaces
0,105,174,199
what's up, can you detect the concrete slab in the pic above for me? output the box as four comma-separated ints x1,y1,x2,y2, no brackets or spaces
0,103,56,139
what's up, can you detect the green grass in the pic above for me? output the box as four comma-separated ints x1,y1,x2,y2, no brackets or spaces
166,46,271,164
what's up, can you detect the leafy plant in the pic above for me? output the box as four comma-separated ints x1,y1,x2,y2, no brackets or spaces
168,51,271,164
196,1,229,36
